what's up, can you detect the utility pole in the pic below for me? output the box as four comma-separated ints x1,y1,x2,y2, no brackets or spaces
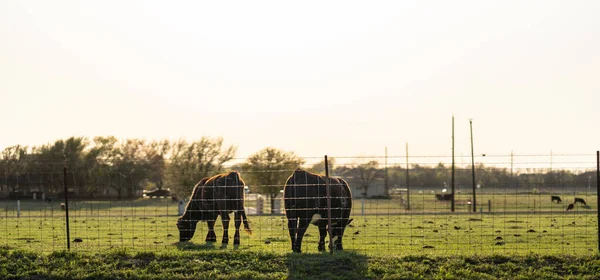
406,143,410,211
384,147,388,197
451,115,455,212
470,119,476,212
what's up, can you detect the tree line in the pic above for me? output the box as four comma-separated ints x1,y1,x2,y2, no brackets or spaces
1,137,596,204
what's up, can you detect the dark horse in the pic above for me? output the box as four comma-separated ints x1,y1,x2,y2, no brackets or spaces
284,169,353,253
177,171,252,245
551,195,562,203
574,197,587,205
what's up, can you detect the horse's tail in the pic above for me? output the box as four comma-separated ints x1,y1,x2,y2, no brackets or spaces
241,209,252,235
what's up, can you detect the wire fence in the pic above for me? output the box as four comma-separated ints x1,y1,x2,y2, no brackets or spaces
0,152,598,256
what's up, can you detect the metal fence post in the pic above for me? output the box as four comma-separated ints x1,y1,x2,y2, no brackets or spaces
325,155,333,255
596,151,599,253
64,166,71,250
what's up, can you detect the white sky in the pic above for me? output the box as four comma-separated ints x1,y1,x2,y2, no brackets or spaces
1,1,599,161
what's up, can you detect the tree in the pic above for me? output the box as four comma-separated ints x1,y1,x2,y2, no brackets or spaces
167,137,237,197
306,157,335,175
110,138,148,199
35,137,89,196
0,145,30,196
242,147,305,214
142,140,171,191
356,161,381,198
83,136,120,197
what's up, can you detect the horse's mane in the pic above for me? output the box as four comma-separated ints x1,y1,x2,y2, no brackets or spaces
183,177,209,212
204,171,244,187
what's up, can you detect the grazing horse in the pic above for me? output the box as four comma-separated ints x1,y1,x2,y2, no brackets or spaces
177,171,252,245
566,203,574,211
284,169,353,253
551,195,562,203
574,197,586,205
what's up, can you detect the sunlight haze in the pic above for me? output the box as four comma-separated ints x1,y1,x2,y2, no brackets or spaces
1,1,599,159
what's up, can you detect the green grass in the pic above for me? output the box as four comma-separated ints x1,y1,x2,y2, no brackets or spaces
0,196,597,256
1,197,599,279
1,248,600,279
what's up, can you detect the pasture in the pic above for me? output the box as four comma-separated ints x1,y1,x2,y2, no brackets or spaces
1,193,597,256
2,249,600,279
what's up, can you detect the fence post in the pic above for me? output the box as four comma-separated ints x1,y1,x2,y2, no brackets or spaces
406,142,410,211
256,195,264,216
470,119,477,212
596,151,600,254
325,155,333,255
64,166,71,250
361,198,365,216
451,116,455,212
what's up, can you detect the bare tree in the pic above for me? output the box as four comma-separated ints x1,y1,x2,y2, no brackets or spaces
167,137,237,197
356,160,381,198
242,147,304,214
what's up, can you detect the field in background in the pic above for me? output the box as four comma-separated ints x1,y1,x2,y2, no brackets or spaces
1,194,597,256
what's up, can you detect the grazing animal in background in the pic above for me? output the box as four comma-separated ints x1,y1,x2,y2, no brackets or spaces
551,195,562,203
435,193,453,201
574,197,587,205
177,171,252,245
284,169,353,253
566,203,574,211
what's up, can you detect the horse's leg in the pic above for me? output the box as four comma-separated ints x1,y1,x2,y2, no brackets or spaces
221,212,230,244
294,217,310,253
205,213,217,242
317,220,327,252
233,211,242,245
334,224,344,251
287,216,298,252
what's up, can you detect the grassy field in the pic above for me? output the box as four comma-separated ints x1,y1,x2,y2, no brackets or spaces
0,195,597,256
1,249,600,279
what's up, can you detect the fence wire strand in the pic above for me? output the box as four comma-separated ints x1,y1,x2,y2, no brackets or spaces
0,153,598,256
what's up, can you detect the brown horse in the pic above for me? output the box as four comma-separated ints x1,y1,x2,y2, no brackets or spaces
177,171,252,245
284,169,353,253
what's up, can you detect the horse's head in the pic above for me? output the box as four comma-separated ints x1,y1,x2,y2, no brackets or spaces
177,216,199,242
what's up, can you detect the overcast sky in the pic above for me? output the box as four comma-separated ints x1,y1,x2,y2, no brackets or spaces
1,1,599,163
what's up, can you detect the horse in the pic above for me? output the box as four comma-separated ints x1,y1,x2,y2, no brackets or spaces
284,169,353,253
566,203,574,211
177,171,252,245
574,197,586,205
551,195,562,203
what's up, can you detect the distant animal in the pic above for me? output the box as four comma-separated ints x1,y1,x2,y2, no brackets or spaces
574,197,587,205
60,203,65,211
566,203,574,211
551,195,562,203
284,169,353,253
144,189,171,198
177,171,252,245
435,193,453,201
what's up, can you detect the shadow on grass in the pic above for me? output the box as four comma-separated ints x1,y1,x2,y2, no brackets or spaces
174,241,244,251
174,241,218,251
285,250,369,280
